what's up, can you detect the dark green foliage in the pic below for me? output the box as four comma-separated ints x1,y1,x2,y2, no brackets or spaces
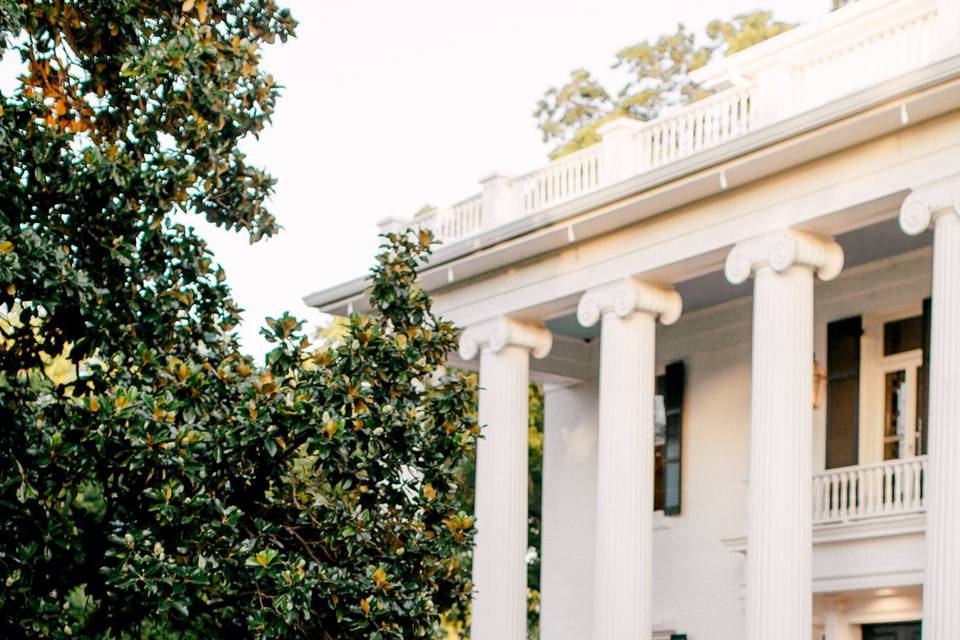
0,2,477,637
526,383,544,638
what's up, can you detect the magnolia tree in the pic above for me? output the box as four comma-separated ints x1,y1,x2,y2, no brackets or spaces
0,1,476,638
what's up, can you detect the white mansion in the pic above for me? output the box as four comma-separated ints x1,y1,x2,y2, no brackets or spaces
305,1,960,638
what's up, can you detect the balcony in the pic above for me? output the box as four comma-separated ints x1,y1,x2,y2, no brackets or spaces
813,456,927,526
378,0,950,247
722,457,928,583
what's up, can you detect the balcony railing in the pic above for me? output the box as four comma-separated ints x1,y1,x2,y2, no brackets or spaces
378,0,951,247
639,85,755,171
516,143,602,215
812,456,926,525
406,194,484,244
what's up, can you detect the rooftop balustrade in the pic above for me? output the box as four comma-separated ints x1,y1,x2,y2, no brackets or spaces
378,0,954,246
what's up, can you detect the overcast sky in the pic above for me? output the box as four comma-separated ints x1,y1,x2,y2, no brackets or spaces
5,1,828,359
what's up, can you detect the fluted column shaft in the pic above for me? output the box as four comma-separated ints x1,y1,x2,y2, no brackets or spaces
459,317,552,640
900,184,960,639
473,344,530,640
595,311,656,639
726,229,843,640
578,278,682,640
747,265,813,637
924,212,960,637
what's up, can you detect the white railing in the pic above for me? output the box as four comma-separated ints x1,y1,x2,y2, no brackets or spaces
515,143,602,215
408,194,483,243
639,86,755,171
812,456,926,525
379,0,950,247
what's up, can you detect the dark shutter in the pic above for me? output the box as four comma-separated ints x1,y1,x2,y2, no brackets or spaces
826,316,862,469
663,361,685,516
919,297,932,455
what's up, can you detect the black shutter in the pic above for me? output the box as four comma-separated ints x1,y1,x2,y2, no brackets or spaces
919,297,932,455
826,316,862,469
663,361,685,516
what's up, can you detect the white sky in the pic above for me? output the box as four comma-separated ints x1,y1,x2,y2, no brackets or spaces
4,1,829,359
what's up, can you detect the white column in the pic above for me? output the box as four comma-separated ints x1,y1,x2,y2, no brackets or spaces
459,317,552,640
725,229,843,640
577,278,682,640
900,183,960,639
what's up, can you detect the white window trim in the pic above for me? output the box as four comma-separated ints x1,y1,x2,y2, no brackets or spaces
859,303,923,465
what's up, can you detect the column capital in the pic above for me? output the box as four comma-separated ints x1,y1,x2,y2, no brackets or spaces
725,228,843,285
458,316,552,361
576,277,682,328
899,178,960,235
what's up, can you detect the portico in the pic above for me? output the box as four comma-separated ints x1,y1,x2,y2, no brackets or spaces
445,183,959,640
304,1,960,636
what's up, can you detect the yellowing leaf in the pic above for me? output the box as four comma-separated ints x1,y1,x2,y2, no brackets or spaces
258,372,276,395
0,241,13,254
372,567,389,589
360,598,370,616
182,0,195,12
423,483,437,501
197,0,208,22
88,397,101,412
324,421,338,439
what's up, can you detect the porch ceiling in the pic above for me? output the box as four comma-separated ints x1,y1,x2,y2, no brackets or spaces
546,215,933,339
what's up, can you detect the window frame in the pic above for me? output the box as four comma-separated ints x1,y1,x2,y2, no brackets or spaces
859,302,925,464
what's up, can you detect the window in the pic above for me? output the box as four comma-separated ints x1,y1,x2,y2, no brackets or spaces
824,301,930,468
654,361,684,515
654,392,666,512
878,316,923,459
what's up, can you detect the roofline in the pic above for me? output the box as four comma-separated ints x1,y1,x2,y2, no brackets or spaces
690,0,935,89
303,54,960,314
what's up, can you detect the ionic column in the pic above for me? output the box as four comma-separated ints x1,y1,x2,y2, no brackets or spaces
900,183,960,639
725,229,844,640
577,278,682,640
458,317,552,640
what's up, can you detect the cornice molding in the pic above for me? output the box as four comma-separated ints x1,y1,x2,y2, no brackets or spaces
899,177,960,235
457,316,552,361
724,228,844,285
576,277,682,328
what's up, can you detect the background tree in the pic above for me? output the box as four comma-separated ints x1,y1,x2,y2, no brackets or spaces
533,69,615,158
535,10,794,158
0,1,476,637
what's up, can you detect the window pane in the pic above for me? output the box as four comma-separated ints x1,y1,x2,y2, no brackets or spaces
884,316,923,355
654,395,666,445
916,363,926,455
654,393,666,511
884,370,907,460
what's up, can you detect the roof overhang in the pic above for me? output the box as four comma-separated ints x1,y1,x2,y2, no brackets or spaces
304,53,960,316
